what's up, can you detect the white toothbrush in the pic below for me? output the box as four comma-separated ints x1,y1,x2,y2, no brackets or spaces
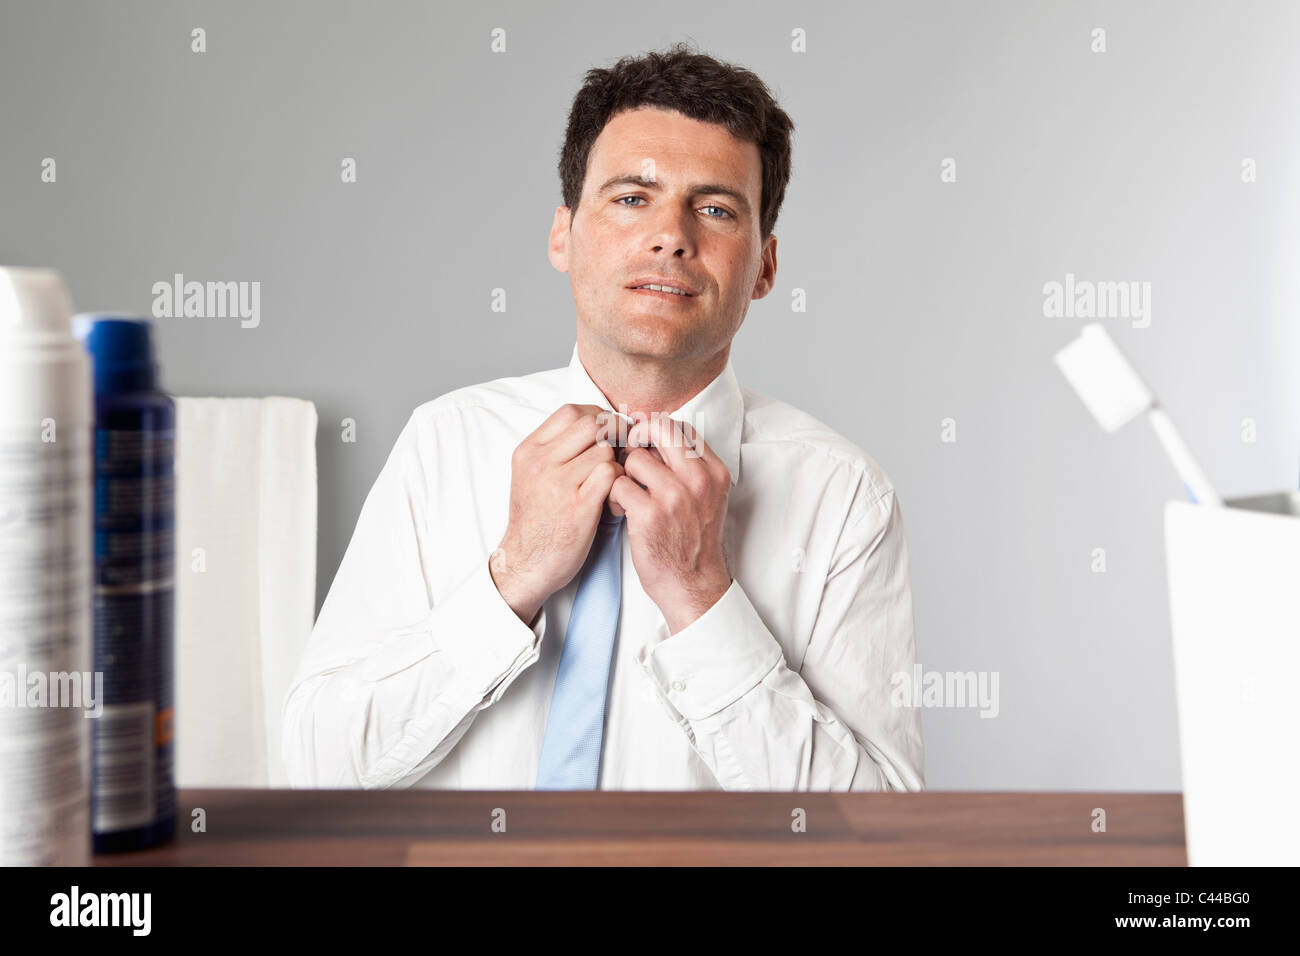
1054,323,1223,506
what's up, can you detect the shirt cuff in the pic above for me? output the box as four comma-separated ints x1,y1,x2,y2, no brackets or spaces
431,553,548,704
636,579,784,720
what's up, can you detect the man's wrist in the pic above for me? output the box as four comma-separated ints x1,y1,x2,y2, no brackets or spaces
661,573,732,635
489,555,546,626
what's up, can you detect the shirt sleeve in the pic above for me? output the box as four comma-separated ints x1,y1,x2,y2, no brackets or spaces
281,412,547,790
636,487,925,791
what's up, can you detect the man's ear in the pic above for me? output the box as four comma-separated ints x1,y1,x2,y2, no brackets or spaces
751,233,778,299
548,205,573,273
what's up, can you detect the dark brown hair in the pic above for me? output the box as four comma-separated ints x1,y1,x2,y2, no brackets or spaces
558,42,795,240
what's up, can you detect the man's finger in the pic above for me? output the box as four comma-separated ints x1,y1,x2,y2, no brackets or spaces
531,403,606,446
627,413,715,474
622,445,676,492
562,439,617,482
578,458,624,504
549,410,614,464
607,473,651,519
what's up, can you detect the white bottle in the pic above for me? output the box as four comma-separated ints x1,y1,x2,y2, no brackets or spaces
0,267,93,865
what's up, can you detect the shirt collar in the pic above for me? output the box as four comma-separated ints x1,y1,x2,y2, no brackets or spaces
562,343,743,486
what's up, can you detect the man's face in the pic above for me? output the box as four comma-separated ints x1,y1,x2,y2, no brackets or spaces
549,106,777,363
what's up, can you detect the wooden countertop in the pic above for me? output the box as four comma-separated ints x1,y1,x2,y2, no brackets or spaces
92,789,1187,866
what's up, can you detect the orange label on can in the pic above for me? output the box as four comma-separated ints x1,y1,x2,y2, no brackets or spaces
156,708,174,745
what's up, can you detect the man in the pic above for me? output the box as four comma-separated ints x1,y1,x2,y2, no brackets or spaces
282,44,924,791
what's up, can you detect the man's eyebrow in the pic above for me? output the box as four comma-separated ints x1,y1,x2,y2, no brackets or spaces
595,173,752,215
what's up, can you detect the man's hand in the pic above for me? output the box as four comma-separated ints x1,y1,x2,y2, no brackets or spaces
607,412,733,634
491,403,626,625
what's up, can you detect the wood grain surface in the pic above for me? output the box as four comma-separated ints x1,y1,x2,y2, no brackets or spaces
91,789,1187,866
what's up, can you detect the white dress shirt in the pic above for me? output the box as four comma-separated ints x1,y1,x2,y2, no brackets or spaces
282,343,925,791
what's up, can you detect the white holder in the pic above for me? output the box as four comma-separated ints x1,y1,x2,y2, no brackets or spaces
1164,490,1300,865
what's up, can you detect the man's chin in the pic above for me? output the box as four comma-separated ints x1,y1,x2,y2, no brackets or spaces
606,330,696,362
583,313,715,362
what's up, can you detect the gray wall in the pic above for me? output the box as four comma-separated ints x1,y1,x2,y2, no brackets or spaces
3,0,1297,791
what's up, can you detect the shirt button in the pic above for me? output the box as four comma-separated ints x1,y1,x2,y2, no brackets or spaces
671,679,686,692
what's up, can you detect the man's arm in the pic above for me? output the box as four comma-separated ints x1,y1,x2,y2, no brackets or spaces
281,402,626,789
636,487,925,791
280,411,547,790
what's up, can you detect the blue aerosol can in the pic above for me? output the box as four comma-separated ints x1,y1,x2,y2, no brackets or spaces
73,315,176,852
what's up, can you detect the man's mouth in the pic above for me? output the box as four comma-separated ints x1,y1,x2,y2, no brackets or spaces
627,282,698,299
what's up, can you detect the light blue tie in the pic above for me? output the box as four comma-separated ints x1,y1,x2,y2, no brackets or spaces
535,510,624,789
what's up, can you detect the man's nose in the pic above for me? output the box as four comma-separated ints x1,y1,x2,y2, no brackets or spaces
648,207,694,255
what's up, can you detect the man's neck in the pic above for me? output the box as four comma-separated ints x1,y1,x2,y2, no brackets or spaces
577,334,729,416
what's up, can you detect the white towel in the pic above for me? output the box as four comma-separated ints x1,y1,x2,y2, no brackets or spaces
173,396,317,787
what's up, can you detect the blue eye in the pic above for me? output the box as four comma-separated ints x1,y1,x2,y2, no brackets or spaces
615,196,733,219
